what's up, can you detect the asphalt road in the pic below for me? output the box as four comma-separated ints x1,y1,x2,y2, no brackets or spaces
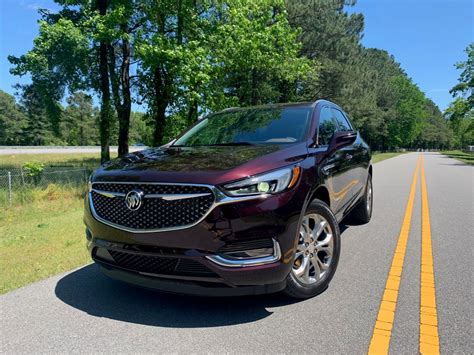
0,152,472,353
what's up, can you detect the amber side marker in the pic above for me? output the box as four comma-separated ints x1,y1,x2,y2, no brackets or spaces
288,166,301,189
419,156,440,354
368,156,421,354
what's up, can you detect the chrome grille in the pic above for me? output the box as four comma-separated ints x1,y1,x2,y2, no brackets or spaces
90,182,215,231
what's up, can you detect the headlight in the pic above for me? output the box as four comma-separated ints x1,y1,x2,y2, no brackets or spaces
222,166,301,196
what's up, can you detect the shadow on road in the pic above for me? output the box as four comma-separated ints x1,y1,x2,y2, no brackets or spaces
55,264,305,328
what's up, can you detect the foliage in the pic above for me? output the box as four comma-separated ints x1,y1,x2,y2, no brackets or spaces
286,1,449,150
445,43,474,148
22,162,45,178
449,43,473,109
6,0,462,152
0,90,28,145
61,92,100,146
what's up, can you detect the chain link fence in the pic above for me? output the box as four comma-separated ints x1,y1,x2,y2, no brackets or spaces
0,167,93,206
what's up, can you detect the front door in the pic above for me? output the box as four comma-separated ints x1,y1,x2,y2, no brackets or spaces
316,106,356,214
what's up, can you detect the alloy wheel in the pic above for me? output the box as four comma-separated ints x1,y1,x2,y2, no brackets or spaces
292,213,334,285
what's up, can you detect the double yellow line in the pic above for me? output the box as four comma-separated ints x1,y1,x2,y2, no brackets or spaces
368,155,440,354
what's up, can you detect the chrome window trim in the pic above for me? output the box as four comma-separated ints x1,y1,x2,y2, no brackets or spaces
89,181,269,233
205,239,281,268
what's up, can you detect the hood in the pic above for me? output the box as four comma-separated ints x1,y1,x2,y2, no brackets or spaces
92,143,308,186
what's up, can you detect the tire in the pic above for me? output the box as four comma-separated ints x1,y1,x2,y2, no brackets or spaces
349,173,373,224
284,199,341,299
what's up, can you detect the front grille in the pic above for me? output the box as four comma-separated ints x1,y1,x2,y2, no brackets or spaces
90,183,215,231
96,248,218,277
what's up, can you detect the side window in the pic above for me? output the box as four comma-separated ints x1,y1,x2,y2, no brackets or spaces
318,107,338,146
332,108,353,132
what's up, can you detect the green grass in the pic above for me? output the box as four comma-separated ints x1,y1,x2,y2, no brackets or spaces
0,152,117,169
441,150,474,165
372,152,406,163
0,185,90,294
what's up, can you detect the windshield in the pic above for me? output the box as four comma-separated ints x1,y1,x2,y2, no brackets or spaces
173,107,312,147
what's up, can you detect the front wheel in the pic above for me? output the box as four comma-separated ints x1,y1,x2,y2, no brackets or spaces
284,199,341,299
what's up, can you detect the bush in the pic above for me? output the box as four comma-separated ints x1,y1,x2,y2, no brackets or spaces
22,162,45,184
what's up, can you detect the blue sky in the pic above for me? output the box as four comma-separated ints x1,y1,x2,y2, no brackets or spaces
0,0,472,111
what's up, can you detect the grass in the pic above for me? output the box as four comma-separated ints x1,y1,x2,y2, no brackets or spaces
372,151,406,163
0,152,117,169
441,150,474,165
0,184,90,294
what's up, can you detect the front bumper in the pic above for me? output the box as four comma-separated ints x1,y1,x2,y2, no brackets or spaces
84,185,308,295
98,263,287,297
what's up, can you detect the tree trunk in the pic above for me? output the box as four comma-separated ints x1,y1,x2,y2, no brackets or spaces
250,68,259,106
97,0,111,163
153,104,167,146
152,66,171,147
118,30,131,157
187,99,198,124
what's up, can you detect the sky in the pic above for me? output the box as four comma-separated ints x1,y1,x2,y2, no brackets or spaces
0,0,472,111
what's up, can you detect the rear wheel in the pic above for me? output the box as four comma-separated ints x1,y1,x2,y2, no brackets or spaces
284,199,341,299
348,174,373,224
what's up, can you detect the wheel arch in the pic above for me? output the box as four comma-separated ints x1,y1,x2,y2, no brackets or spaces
309,185,331,208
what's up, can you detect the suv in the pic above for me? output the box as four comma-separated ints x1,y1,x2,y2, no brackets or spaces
84,100,372,299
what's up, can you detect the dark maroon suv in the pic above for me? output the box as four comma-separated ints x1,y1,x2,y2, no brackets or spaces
84,100,372,298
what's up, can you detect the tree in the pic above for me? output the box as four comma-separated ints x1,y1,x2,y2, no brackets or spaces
8,0,143,161
416,99,452,149
62,92,99,145
18,84,59,146
445,43,474,148
7,0,453,152
286,0,364,101
208,0,313,108
136,0,312,146
450,43,473,110
0,90,28,145
8,17,90,139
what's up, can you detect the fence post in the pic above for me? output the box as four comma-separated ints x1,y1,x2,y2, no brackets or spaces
8,171,12,205
21,168,25,185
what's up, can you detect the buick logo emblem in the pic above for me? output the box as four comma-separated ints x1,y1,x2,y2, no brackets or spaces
125,190,144,211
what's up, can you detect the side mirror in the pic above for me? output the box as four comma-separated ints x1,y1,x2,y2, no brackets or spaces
329,131,357,151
